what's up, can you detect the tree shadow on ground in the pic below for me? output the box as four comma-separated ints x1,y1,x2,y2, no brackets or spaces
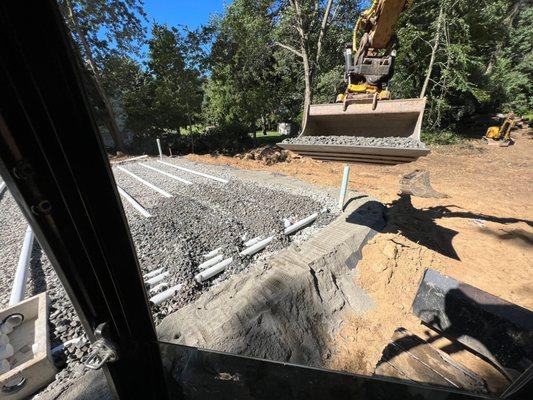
347,194,533,261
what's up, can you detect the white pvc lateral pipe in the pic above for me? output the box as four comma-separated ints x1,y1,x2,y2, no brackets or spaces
9,226,35,306
138,163,192,185
194,257,233,283
240,236,274,257
51,337,87,354
143,267,165,279
145,271,169,286
284,213,319,235
157,161,228,184
149,284,182,306
0,181,6,196
156,139,163,160
111,155,148,165
117,186,152,218
244,236,262,247
198,254,223,270
338,165,350,209
117,166,172,198
203,247,222,259
149,282,169,295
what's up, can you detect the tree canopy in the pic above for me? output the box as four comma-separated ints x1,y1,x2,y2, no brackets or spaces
62,0,533,151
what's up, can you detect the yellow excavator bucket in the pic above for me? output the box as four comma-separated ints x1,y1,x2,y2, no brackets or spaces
278,98,429,165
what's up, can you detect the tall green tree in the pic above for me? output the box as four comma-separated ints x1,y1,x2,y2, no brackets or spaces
123,24,203,138
58,0,146,149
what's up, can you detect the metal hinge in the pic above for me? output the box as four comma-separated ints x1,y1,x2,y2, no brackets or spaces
82,322,118,370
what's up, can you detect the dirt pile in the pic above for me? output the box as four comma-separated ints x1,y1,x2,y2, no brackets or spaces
235,145,299,164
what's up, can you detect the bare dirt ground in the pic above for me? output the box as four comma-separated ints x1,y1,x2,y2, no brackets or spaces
189,129,532,388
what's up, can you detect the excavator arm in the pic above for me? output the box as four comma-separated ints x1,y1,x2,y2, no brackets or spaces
341,0,413,108
278,0,429,165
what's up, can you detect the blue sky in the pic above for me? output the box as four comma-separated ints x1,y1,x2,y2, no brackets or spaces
143,0,228,30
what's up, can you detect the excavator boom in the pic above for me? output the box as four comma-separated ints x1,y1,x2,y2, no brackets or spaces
279,0,429,165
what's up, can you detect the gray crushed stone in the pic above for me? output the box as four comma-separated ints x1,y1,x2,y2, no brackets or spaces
1,158,339,398
282,135,427,149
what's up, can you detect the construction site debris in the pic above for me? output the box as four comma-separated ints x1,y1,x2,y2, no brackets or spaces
235,145,298,165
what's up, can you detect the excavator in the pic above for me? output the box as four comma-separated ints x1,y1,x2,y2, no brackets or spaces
279,0,429,164
484,113,516,146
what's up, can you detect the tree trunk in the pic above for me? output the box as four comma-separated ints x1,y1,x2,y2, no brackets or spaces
64,0,125,151
420,4,444,98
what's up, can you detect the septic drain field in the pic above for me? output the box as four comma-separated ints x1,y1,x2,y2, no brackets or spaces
0,157,338,396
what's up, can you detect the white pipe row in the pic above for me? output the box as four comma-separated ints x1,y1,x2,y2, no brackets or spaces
157,161,228,184
117,166,172,198
117,186,152,218
0,181,6,196
9,226,35,306
240,236,274,257
198,254,223,270
51,337,87,354
284,213,319,235
203,247,222,259
149,282,169,295
195,257,233,283
143,267,165,279
244,236,262,247
149,284,182,305
111,155,148,165
145,271,169,286
138,163,192,185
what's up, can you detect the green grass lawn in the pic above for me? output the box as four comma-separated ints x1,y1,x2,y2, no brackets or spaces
249,130,285,146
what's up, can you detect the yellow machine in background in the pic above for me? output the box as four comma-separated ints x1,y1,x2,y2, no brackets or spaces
485,113,516,146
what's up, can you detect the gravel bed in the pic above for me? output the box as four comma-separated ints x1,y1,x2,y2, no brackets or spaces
1,158,339,397
282,135,427,149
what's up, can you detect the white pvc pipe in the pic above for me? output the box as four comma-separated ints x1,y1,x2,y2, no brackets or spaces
9,226,35,306
149,284,182,305
339,165,350,209
117,166,172,198
111,155,148,165
138,163,192,185
143,267,165,279
156,139,163,160
240,236,274,257
51,337,87,354
194,257,233,283
198,254,223,270
145,271,169,286
117,186,152,218
244,236,262,247
149,282,169,295
284,213,319,235
157,161,228,183
0,181,6,196
203,247,222,259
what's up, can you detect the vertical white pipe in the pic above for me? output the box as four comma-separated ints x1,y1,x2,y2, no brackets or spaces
156,139,163,160
9,226,35,306
338,165,350,209
0,181,6,196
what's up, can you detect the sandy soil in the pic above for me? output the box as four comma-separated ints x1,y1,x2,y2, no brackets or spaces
188,130,532,390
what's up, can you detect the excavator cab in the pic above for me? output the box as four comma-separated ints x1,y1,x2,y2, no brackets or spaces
279,0,429,164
